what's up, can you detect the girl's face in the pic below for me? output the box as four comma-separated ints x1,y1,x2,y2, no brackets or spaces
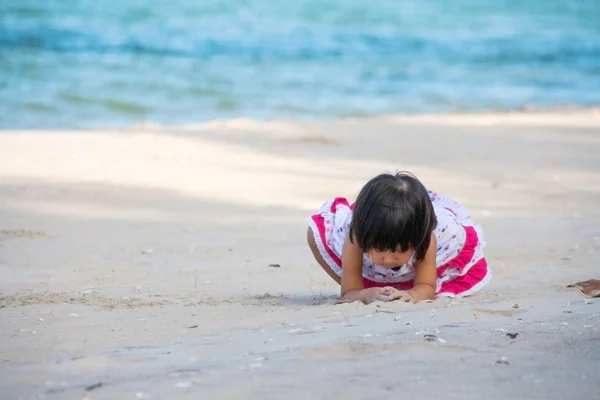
368,247,414,269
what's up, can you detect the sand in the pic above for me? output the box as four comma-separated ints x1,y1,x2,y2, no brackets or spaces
1,111,599,399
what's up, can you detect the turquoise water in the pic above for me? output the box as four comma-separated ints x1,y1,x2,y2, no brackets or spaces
1,0,599,128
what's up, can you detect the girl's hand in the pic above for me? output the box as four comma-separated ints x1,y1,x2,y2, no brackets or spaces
386,288,415,303
360,287,414,304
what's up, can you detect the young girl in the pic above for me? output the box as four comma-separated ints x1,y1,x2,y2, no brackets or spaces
307,172,490,304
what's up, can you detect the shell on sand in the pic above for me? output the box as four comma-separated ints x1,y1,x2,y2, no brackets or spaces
567,279,600,298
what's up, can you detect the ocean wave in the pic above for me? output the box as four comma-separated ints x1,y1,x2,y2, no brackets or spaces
2,26,598,68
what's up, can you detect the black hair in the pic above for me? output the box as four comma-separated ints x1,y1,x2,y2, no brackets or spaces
348,172,438,262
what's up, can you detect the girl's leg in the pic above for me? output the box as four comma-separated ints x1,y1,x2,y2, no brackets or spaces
306,227,341,285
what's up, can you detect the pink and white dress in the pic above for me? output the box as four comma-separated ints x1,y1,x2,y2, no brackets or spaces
307,190,491,297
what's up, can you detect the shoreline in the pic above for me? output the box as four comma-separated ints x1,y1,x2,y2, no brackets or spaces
109,105,600,131
2,105,600,131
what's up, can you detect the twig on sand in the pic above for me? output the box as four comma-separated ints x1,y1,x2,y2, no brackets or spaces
339,310,357,327
85,382,104,392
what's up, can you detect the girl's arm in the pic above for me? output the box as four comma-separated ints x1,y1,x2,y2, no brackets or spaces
340,235,399,303
340,234,367,302
408,233,437,301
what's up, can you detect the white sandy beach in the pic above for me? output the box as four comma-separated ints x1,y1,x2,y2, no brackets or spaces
1,111,600,399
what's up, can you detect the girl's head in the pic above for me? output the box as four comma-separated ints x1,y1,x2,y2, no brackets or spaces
349,172,437,268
